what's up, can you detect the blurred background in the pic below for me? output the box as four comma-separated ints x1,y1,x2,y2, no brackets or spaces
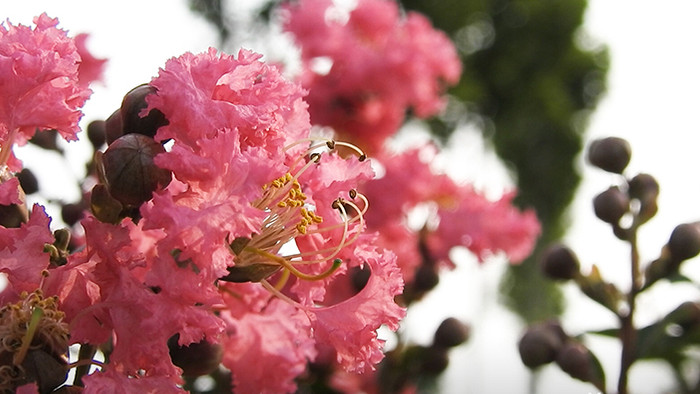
5,1,700,392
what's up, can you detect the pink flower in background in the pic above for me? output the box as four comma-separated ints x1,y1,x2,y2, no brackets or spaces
0,13,91,169
429,188,541,265
74,33,107,87
363,147,540,283
284,0,461,152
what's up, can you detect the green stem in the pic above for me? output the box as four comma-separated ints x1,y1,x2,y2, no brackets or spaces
618,225,641,394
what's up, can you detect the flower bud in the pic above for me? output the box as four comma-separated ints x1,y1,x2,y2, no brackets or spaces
120,84,168,139
86,120,107,149
518,321,567,368
61,202,85,227
628,173,659,223
593,186,629,224
628,173,659,201
17,168,39,195
105,109,123,145
29,129,62,153
101,134,171,207
555,341,603,388
667,222,700,262
433,317,470,348
168,335,223,377
539,243,580,280
587,137,631,174
413,264,440,292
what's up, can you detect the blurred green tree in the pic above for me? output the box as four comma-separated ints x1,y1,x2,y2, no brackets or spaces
399,0,609,323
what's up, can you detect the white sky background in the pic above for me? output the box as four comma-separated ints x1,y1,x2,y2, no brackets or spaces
4,1,700,393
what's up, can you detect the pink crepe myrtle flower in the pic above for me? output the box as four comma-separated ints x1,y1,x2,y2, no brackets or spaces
220,284,317,394
48,47,405,391
0,14,91,169
363,147,540,282
0,204,53,304
81,368,185,394
428,188,542,265
74,33,107,87
283,0,461,153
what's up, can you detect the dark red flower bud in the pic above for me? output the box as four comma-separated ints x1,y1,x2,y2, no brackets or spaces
17,168,39,195
667,222,700,262
628,173,659,201
540,243,580,280
518,321,567,368
101,134,171,207
120,84,168,139
413,264,439,292
61,202,85,227
169,335,223,377
555,341,600,386
105,109,123,145
433,317,470,348
86,120,107,149
593,186,629,224
587,137,631,174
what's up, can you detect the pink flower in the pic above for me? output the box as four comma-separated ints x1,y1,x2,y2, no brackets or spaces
220,286,317,393
283,0,461,152
362,147,540,283
428,188,542,265
0,14,91,169
81,368,185,394
0,204,52,304
47,217,224,381
141,49,312,281
0,176,21,206
306,245,405,373
74,33,107,87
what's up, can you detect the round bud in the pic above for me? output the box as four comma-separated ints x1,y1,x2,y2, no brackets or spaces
86,120,107,149
593,186,629,224
555,341,595,383
539,243,580,280
17,168,39,195
168,335,223,377
29,129,62,152
628,173,659,201
413,264,439,292
105,109,123,145
101,134,172,207
120,84,168,139
61,202,85,227
667,223,700,262
518,323,566,368
433,317,470,348
587,137,631,174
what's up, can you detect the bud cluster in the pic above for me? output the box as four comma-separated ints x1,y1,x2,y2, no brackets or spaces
526,136,700,393
518,320,605,391
90,84,172,223
378,317,470,392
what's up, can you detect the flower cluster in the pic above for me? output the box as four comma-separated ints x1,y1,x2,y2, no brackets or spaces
283,0,462,153
0,2,541,393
